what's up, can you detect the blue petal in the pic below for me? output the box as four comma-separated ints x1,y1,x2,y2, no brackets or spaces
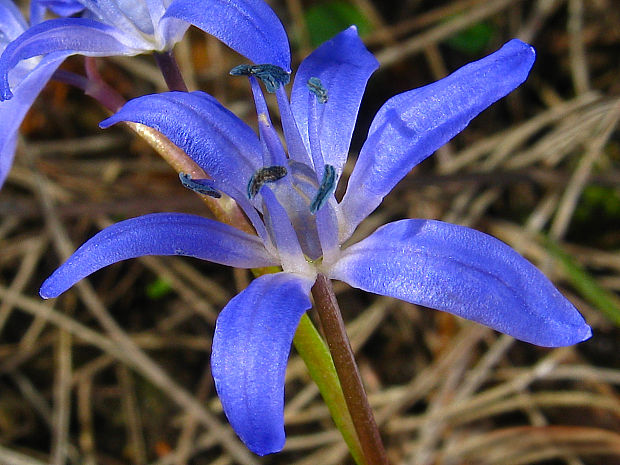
211,272,314,455
291,26,378,176
341,39,536,237
260,187,313,274
0,0,28,39
328,219,592,347
0,18,134,100
0,55,63,187
275,86,312,166
29,0,85,25
164,0,291,71
100,91,262,190
40,213,277,298
315,200,340,266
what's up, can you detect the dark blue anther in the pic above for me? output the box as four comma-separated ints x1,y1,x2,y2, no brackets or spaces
179,173,221,198
307,77,328,104
230,64,291,93
310,164,336,214
247,166,288,199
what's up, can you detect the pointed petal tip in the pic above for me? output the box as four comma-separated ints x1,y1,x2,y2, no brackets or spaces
543,300,592,347
244,433,285,456
98,117,114,129
539,319,592,348
506,37,536,55
574,320,592,344
501,38,536,75
580,324,593,342
39,280,60,299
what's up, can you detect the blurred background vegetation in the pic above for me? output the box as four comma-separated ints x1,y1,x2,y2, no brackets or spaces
0,0,619,464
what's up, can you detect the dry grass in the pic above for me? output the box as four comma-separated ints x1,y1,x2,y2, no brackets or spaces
1,0,619,464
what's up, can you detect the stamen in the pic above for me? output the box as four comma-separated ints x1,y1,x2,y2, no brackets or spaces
247,166,288,199
179,173,221,198
230,64,290,93
307,77,328,104
310,164,336,214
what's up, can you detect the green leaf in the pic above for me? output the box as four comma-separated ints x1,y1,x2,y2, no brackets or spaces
446,21,495,54
305,1,373,47
546,237,620,326
145,278,172,300
293,313,366,465
575,185,620,221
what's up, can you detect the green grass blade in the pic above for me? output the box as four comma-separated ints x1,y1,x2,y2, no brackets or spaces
546,237,620,326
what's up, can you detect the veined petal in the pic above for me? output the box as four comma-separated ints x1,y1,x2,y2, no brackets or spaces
40,213,277,298
0,0,28,40
0,18,135,100
328,219,591,347
100,91,262,189
77,0,152,36
275,86,312,166
291,26,378,176
0,55,63,187
316,198,340,267
341,39,536,237
211,272,314,455
261,187,314,275
164,0,290,71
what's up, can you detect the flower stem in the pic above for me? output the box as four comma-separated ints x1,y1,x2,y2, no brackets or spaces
75,58,251,234
123,121,254,234
311,274,389,465
154,50,189,92
52,68,125,113
84,57,127,112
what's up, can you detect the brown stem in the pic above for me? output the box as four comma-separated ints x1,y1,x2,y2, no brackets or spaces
52,61,125,113
154,50,189,92
83,57,126,112
79,58,252,235
125,122,254,235
311,274,389,465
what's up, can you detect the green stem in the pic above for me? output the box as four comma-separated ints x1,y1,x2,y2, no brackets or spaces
293,313,366,465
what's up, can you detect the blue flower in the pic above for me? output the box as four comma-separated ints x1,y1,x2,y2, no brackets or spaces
0,0,290,187
0,0,190,102
0,0,70,186
40,14,591,457
0,0,290,101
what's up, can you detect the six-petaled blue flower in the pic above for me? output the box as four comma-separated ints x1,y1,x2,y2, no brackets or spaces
37,0,591,457
0,0,291,186
0,0,291,100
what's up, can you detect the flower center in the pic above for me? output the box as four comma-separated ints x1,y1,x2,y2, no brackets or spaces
228,66,340,262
